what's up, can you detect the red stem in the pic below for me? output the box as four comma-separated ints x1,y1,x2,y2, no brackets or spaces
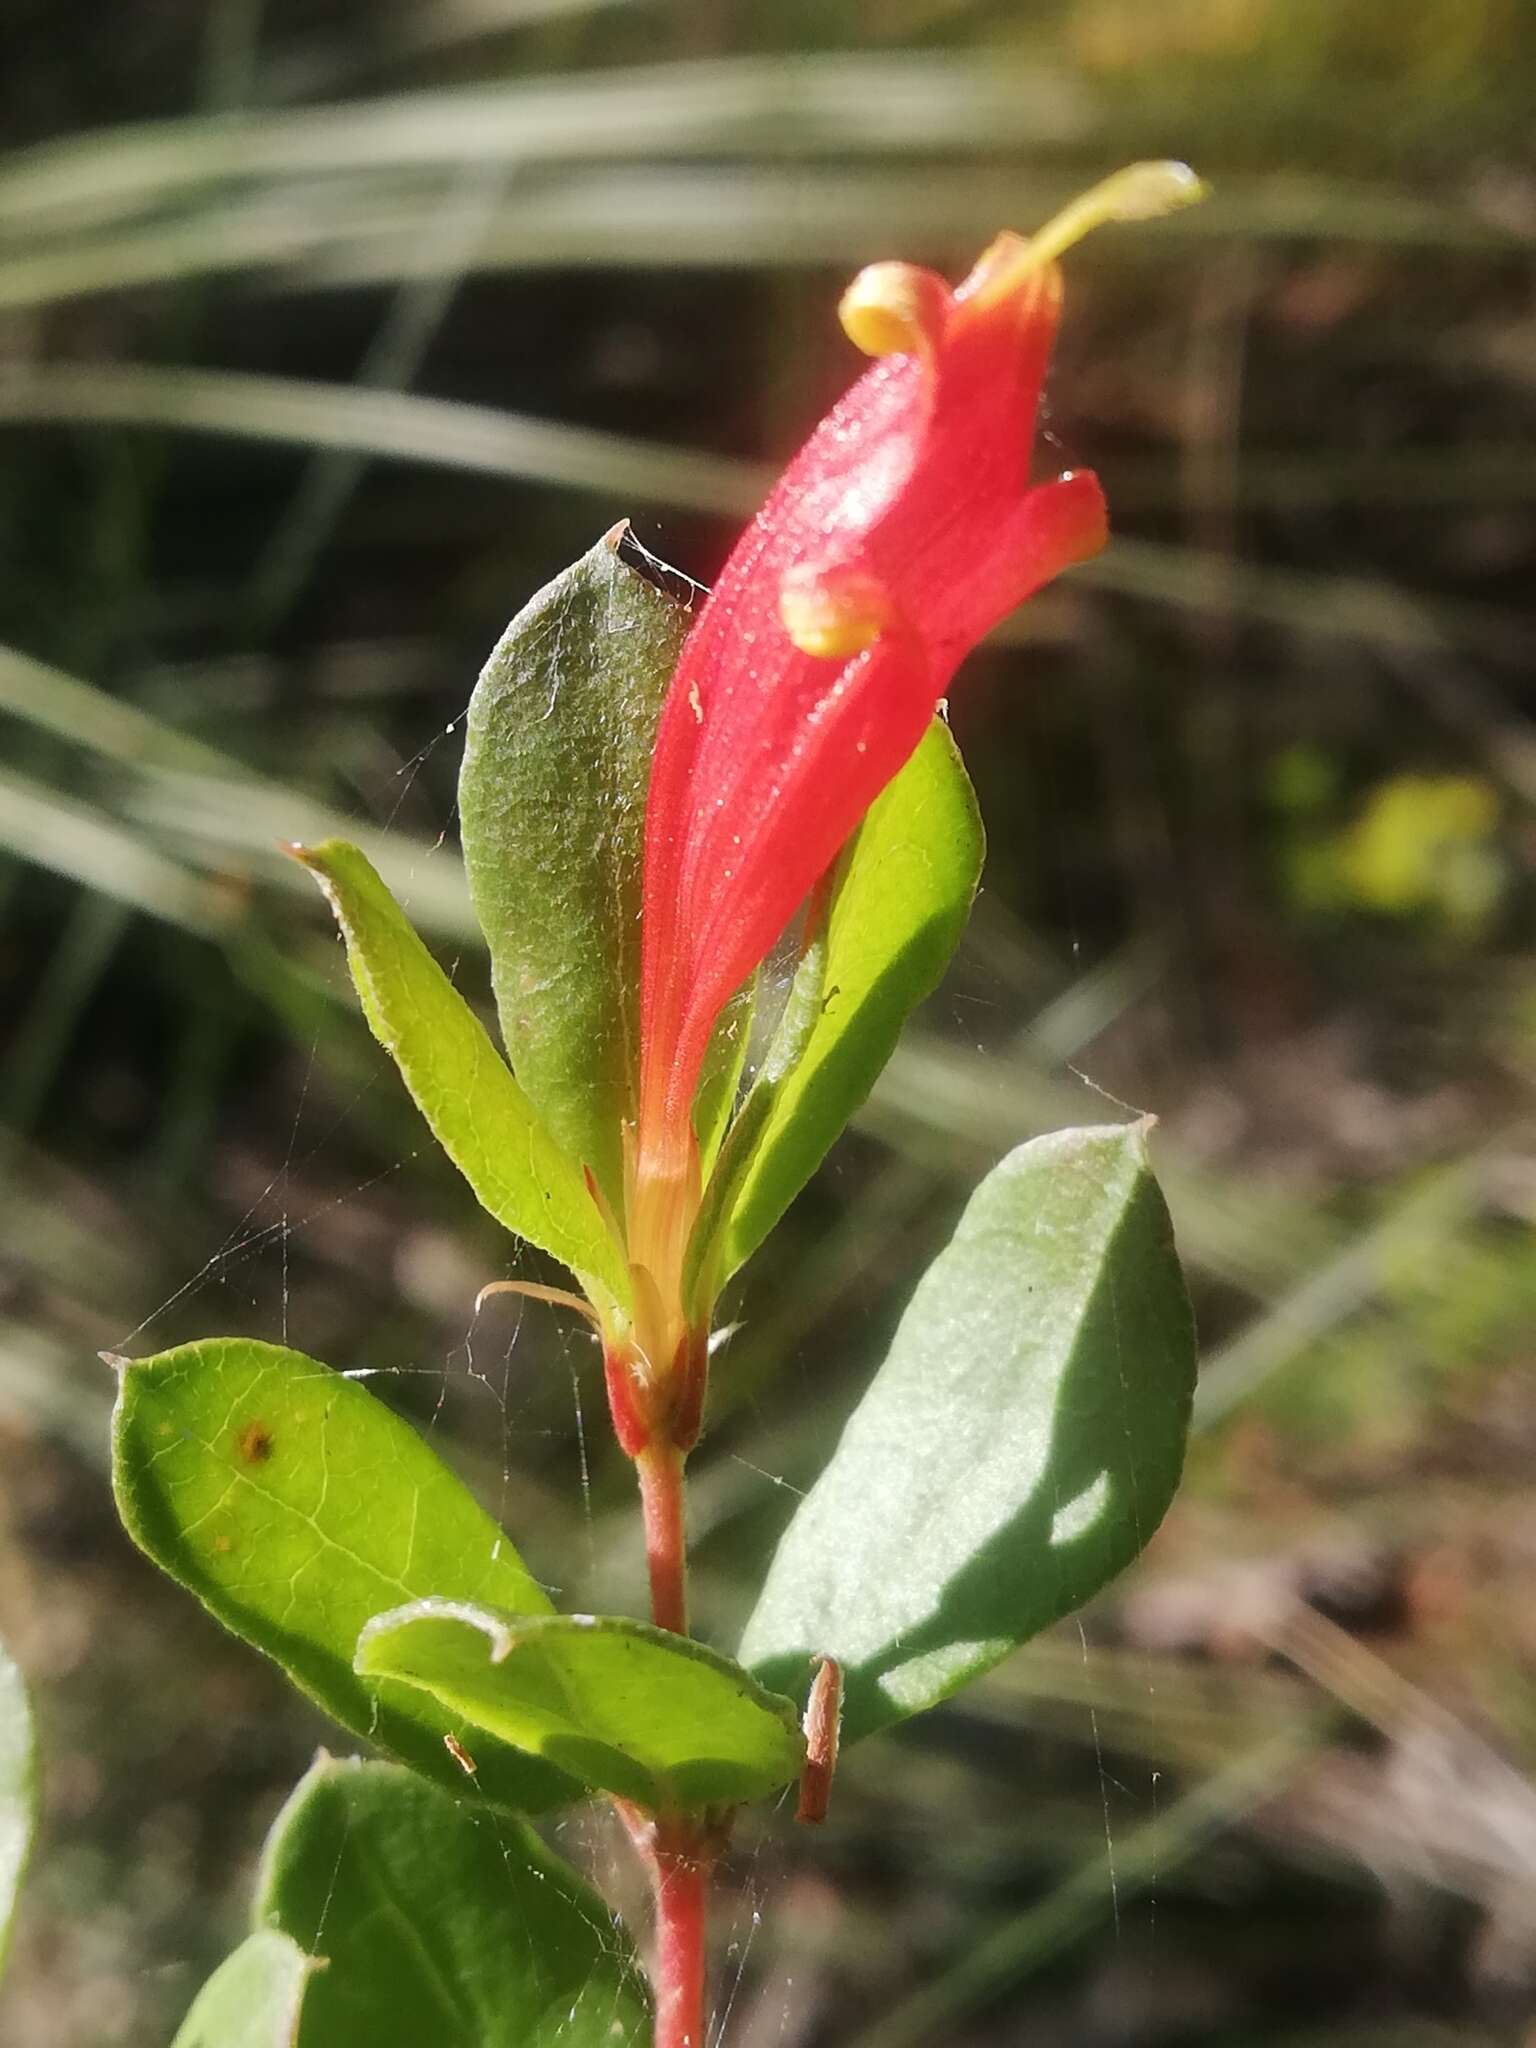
623,1373,718,2043
649,1833,712,2048
636,1442,689,1636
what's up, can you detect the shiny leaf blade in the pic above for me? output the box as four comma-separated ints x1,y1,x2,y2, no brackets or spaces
357,1601,805,1811
171,1929,314,2048
459,527,689,1211
255,1755,649,2047
722,719,982,1276
740,1123,1196,1740
293,838,626,1302
112,1338,579,1811
0,1643,34,1979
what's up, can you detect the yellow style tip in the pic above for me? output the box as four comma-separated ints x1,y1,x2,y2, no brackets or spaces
965,159,1208,310
1086,160,1209,226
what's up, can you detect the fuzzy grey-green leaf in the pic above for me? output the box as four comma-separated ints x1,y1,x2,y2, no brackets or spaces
112,1337,579,1811
460,527,690,1211
254,1755,649,2047
740,1123,1196,1740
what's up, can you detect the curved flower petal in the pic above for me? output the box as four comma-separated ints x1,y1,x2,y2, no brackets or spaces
638,293,1085,1160
632,164,1205,1254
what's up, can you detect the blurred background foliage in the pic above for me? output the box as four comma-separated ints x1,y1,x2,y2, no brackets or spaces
1,0,1534,2041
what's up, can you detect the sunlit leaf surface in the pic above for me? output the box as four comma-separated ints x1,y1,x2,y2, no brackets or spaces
358,1600,805,1810
253,1755,650,2047
112,1337,579,1811
294,839,626,1302
741,1123,1196,1738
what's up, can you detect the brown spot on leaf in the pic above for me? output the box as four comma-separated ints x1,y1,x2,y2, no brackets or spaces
236,1420,274,1465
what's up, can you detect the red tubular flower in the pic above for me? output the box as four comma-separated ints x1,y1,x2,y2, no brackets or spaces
628,163,1203,1299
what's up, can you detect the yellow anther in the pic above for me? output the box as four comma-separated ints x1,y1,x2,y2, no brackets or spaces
779,563,891,659
838,261,951,361
964,160,1208,310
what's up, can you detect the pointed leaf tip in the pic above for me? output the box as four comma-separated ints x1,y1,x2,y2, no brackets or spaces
459,533,690,1210
295,838,625,1296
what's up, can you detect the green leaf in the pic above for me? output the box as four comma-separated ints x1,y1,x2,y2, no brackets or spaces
293,838,626,1305
692,977,755,1174
357,1601,805,1811
683,917,828,1314
739,1123,1196,1740
111,1337,580,1812
459,526,689,1213
721,719,982,1277
254,1754,649,2048
0,1643,35,1978
171,1929,314,2048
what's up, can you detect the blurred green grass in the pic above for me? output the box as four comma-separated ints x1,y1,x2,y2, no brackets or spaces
1,0,1535,2041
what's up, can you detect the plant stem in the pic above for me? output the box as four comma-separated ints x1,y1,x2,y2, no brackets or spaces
636,1441,689,1636
649,1831,713,2048
628,1430,715,2043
